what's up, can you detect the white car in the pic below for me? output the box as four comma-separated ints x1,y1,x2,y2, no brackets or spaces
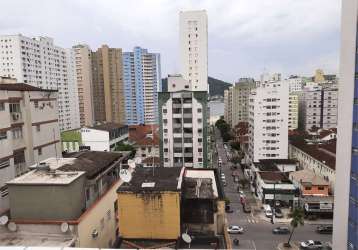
300,240,323,249
227,225,244,234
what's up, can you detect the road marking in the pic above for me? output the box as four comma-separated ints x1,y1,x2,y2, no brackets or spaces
251,240,257,250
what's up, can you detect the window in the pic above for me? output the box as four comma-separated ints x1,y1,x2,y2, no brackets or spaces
164,148,168,152
198,158,202,162
198,128,202,133
34,101,39,108
164,129,168,133
12,128,22,139
318,186,325,191
305,187,312,191
197,108,202,113
9,103,20,113
38,148,42,155
163,109,167,114
86,189,90,201
198,148,202,152
0,131,7,140
164,158,169,162
0,102,4,111
163,119,167,124
198,118,202,123
198,138,202,142
36,125,40,132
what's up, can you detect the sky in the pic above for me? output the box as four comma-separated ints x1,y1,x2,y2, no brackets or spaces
0,0,341,83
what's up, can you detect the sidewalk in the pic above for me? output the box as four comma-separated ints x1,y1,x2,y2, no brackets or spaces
277,242,300,250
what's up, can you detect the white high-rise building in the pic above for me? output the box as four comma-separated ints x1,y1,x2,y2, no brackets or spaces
159,10,209,168
333,0,357,249
179,10,208,91
0,34,80,131
248,80,289,162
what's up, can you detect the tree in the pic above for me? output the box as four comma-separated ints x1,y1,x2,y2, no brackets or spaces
286,208,305,247
231,156,241,166
230,141,240,151
238,178,250,189
115,143,136,157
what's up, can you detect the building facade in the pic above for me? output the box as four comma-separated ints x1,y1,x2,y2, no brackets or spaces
223,87,233,126
288,93,299,130
159,75,208,168
0,34,80,131
92,45,125,124
333,0,358,248
0,79,61,214
73,44,94,127
231,78,256,127
123,47,161,125
298,87,338,131
179,10,208,92
248,81,289,162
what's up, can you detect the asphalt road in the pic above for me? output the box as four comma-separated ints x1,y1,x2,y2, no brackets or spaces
213,128,332,250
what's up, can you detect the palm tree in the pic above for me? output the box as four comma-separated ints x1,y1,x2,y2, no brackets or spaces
286,208,304,247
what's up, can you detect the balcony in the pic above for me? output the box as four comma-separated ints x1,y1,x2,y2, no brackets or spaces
183,113,192,118
183,133,192,138
173,113,182,118
183,123,193,128
12,137,25,150
10,112,23,123
172,104,182,108
173,133,182,138
184,153,193,157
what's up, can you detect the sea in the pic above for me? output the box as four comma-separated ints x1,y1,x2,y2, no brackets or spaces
209,101,224,124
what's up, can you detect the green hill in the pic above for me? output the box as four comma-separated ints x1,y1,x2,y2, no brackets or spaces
161,76,231,97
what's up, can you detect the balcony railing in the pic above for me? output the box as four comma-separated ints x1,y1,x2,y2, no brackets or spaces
10,112,22,123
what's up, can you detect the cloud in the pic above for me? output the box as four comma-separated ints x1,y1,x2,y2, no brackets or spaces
0,0,341,82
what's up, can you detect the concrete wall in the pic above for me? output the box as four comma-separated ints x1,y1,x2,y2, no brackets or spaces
77,180,122,248
118,192,180,239
8,175,86,220
81,128,109,151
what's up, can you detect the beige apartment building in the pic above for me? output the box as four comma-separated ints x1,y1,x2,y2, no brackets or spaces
231,78,255,127
73,44,94,127
0,77,61,214
224,87,233,126
288,93,299,130
92,45,125,124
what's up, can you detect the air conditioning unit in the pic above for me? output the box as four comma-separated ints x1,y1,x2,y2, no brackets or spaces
12,113,20,121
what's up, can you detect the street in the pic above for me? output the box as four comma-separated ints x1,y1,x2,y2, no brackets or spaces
213,128,332,250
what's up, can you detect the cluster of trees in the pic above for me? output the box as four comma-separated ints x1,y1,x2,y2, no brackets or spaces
115,143,136,158
215,118,232,142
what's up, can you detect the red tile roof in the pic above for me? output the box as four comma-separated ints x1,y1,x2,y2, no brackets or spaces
129,125,159,146
290,140,336,170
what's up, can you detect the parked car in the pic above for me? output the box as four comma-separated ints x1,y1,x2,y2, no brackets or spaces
274,208,284,218
300,240,323,249
316,225,333,234
263,204,273,218
243,203,251,213
227,225,244,234
272,226,290,234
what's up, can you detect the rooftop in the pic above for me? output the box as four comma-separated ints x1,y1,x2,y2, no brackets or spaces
128,124,159,146
0,83,56,92
89,122,127,132
290,169,329,186
290,140,336,170
7,158,85,185
142,156,160,164
183,169,219,199
61,151,127,179
258,172,291,183
117,167,183,193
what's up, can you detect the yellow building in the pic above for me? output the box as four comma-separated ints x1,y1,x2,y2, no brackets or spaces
117,167,183,240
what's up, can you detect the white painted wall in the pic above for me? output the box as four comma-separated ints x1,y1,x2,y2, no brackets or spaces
81,128,110,151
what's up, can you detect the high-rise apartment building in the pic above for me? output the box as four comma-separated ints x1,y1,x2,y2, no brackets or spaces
159,75,208,168
224,87,233,126
333,0,357,248
123,47,161,125
179,10,208,91
92,45,125,124
0,34,80,131
286,76,303,93
73,44,94,127
288,93,299,130
298,87,338,131
248,81,289,163
0,77,61,213
159,10,208,168
231,78,256,127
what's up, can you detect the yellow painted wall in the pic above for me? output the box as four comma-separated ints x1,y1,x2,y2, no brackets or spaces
118,192,180,239
77,181,122,248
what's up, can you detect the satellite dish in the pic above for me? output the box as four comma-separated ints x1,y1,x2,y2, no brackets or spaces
182,233,192,244
134,157,142,165
8,222,17,232
128,159,136,169
60,222,69,233
0,215,8,225
120,169,132,183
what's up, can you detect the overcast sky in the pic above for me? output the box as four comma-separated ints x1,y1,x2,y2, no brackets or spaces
1,0,341,82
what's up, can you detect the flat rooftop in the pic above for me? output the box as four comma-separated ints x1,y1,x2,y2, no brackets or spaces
7,158,85,185
183,169,219,198
117,167,183,192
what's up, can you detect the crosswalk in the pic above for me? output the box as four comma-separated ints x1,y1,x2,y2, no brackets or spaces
246,218,259,224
